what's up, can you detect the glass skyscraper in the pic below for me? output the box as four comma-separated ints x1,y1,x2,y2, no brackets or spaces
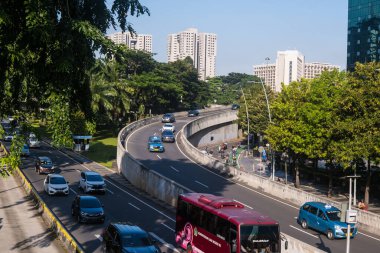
347,0,380,71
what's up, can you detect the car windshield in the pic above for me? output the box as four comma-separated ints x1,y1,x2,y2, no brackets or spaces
50,177,67,184
240,225,280,253
80,198,101,208
162,130,173,136
164,114,172,118
40,159,52,165
30,137,38,142
122,234,153,247
326,210,341,221
149,137,161,143
87,174,103,181
164,124,172,127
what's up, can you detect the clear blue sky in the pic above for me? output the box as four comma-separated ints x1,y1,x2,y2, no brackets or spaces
107,0,348,76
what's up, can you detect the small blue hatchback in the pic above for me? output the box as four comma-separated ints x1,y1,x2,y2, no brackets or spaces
298,202,358,240
147,136,164,152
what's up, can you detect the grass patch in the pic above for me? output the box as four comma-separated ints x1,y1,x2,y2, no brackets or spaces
82,130,117,168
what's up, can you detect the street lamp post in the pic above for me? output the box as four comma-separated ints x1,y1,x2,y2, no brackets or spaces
254,78,274,179
345,175,360,253
240,86,250,155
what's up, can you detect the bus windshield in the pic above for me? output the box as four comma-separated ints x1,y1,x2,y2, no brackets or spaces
240,225,280,253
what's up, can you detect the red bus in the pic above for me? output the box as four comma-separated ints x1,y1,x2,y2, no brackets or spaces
175,193,284,253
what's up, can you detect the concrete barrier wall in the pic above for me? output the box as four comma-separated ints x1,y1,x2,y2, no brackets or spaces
117,107,228,207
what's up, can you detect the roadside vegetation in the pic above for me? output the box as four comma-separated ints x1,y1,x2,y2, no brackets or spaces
0,1,379,206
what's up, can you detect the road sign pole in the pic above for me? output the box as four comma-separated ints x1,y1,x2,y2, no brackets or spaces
346,177,352,253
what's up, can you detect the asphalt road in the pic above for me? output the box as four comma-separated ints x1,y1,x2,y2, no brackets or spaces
3,141,180,253
126,112,380,253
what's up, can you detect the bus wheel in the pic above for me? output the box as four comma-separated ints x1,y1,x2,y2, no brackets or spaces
186,244,193,253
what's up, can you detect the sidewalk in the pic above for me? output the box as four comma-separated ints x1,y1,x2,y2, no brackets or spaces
238,152,380,214
201,140,380,215
0,174,66,253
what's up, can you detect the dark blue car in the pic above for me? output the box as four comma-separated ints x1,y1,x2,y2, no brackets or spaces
161,130,175,143
71,195,105,223
102,222,161,253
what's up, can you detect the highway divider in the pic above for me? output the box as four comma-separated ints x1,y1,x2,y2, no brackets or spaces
0,142,84,253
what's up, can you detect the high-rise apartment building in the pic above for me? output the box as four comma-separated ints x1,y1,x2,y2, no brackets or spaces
253,50,340,92
347,0,380,71
167,28,217,81
107,32,152,53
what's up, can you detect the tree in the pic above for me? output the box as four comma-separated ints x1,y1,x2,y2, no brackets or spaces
333,62,380,204
266,80,311,188
0,0,150,149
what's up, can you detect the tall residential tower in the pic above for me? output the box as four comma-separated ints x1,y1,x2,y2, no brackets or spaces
167,28,217,81
107,32,152,53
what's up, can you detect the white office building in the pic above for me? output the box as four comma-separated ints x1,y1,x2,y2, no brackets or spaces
107,31,152,53
253,50,340,92
167,28,217,81
304,62,340,79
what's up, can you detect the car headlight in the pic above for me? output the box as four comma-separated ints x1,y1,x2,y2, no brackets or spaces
80,211,87,216
149,145,154,149
334,225,341,230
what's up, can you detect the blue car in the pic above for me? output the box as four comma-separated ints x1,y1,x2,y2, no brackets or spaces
21,144,30,156
298,202,358,240
147,136,164,152
161,130,175,143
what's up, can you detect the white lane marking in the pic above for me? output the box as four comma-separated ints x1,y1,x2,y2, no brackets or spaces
75,169,81,173
289,225,318,238
105,179,175,221
161,223,175,232
106,189,114,194
195,180,209,188
95,234,103,242
170,166,179,172
129,203,141,210
55,147,176,222
358,232,380,242
157,155,162,159
70,188,77,195
174,131,299,210
149,232,180,253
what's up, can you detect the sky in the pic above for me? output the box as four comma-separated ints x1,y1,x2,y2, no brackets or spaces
107,0,348,76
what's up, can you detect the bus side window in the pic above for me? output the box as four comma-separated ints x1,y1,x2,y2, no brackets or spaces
177,198,187,217
201,210,215,233
216,217,230,241
189,204,202,226
230,224,237,253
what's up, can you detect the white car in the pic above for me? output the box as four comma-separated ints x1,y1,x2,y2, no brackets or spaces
28,136,40,148
79,171,106,194
44,174,69,196
162,123,175,132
